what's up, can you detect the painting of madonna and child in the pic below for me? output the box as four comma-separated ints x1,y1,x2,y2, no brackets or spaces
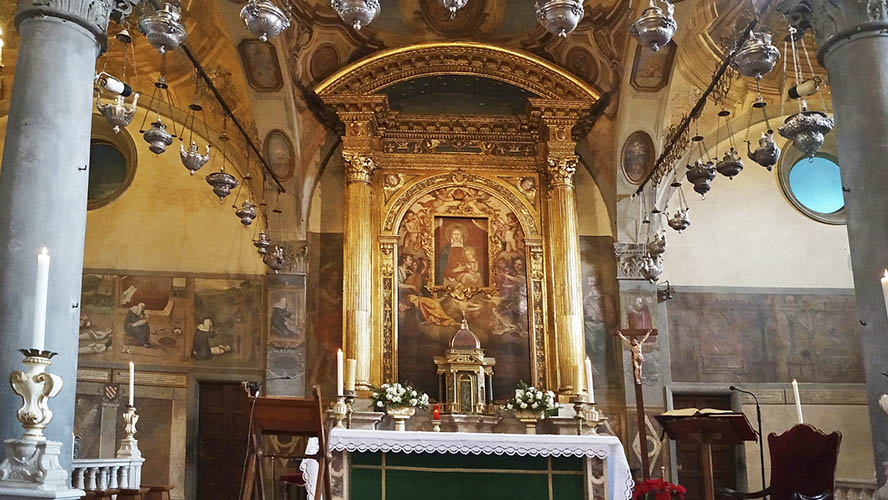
397,189,532,400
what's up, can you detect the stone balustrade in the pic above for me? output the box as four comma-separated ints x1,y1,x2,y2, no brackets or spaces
71,457,144,493
835,479,877,500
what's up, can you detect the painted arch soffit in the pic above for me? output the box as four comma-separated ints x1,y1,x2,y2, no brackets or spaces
383,172,542,240
313,42,602,102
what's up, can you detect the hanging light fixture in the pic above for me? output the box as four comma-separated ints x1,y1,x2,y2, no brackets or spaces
95,33,139,134
205,124,240,201
731,31,779,81
440,0,469,18
253,232,272,255
138,67,178,155
179,76,212,175
778,26,834,158
685,124,716,197
330,0,380,30
240,0,291,42
236,200,258,226
264,246,286,273
714,110,744,179
640,254,664,283
667,171,691,232
535,0,584,37
629,0,677,52
138,3,187,55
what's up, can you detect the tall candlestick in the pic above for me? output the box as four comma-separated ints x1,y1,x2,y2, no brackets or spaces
344,358,357,392
881,270,888,319
792,379,803,424
32,247,50,351
336,349,344,397
129,361,135,406
585,357,595,404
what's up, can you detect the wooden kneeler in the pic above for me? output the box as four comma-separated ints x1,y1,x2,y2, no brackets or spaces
241,385,330,500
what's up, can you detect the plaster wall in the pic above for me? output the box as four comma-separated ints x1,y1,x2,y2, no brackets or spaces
576,163,614,237
0,112,264,276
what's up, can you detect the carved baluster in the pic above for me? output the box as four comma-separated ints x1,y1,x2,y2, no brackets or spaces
119,465,130,490
97,466,109,491
109,465,120,490
72,467,85,490
86,467,98,492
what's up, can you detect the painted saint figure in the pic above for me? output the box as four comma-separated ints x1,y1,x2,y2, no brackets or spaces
124,303,151,347
270,297,299,339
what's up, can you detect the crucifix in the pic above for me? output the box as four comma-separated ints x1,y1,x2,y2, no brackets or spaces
614,326,657,480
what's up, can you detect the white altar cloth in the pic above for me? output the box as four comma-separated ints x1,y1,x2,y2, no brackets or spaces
324,428,634,500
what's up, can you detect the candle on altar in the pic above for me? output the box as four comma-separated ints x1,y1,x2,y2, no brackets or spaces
336,349,344,397
344,358,357,392
433,404,440,420
585,357,595,404
574,363,585,394
32,247,50,352
128,361,135,407
792,379,804,424
881,270,888,318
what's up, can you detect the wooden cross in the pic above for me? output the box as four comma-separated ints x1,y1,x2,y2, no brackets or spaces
613,327,658,480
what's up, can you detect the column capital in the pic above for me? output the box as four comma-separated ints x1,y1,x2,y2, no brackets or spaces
776,0,888,61
343,153,377,184
16,0,140,51
545,156,578,189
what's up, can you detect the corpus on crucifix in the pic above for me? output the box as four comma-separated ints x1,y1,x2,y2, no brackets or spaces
613,324,658,480
617,330,652,385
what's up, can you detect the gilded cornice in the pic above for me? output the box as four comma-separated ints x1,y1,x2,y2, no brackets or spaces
314,42,601,102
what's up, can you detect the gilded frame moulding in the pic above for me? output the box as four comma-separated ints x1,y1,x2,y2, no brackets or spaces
378,170,548,388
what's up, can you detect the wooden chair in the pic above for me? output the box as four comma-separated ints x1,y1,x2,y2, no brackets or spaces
241,385,330,500
718,424,842,500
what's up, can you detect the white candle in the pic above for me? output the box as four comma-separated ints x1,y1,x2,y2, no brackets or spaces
32,247,50,351
336,349,344,397
881,270,888,319
792,379,804,424
345,359,357,392
574,363,584,395
129,361,135,407
585,357,595,404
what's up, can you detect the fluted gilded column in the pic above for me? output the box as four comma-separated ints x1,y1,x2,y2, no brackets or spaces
0,0,133,475
536,103,586,395
342,153,376,389
777,0,888,484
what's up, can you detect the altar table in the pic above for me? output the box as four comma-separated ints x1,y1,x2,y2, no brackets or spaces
311,428,633,500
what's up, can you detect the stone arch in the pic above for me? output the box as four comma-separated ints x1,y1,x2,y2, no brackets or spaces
314,42,601,102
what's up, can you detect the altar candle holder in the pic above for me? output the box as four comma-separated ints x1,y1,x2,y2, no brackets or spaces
12,348,61,440
343,390,357,429
117,405,142,459
570,394,589,436
332,396,348,429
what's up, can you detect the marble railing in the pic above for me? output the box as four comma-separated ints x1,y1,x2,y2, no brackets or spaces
71,457,144,493
835,479,877,500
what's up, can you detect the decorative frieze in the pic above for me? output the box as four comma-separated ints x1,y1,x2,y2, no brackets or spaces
614,242,649,280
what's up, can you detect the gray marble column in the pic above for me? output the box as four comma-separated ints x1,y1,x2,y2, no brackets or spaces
0,0,125,473
777,0,888,485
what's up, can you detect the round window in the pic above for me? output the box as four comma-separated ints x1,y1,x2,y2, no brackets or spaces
88,114,137,210
777,136,845,225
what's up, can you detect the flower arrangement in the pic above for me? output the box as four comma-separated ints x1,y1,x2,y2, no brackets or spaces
503,381,558,414
371,383,429,411
632,478,686,500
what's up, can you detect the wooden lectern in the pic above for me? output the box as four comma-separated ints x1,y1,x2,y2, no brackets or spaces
241,386,329,500
656,411,756,500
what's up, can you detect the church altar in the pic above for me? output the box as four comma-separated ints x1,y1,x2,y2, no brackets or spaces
309,428,633,500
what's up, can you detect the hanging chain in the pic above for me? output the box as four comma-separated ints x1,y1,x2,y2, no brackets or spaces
800,36,829,114
788,27,806,112
781,40,788,118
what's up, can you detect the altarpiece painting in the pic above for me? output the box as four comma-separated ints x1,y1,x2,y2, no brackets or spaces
397,186,531,399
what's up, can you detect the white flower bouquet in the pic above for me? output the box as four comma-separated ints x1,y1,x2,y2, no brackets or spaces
371,382,430,411
503,381,558,414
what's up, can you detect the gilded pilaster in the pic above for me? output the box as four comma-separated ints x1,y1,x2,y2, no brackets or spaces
534,100,587,395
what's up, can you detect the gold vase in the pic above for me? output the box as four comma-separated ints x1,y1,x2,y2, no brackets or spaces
386,406,416,432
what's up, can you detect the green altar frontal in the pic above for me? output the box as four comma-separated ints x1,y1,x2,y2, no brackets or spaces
324,429,633,500
350,451,594,500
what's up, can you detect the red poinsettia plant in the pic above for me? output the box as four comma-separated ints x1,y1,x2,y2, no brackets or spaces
632,478,687,500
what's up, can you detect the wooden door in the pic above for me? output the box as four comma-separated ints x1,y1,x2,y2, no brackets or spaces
198,382,252,500
673,394,738,500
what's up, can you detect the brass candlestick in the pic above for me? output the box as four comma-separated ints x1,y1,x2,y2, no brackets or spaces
344,390,357,429
570,394,589,435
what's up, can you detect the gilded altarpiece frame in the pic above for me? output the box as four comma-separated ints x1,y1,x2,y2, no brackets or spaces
378,169,548,395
